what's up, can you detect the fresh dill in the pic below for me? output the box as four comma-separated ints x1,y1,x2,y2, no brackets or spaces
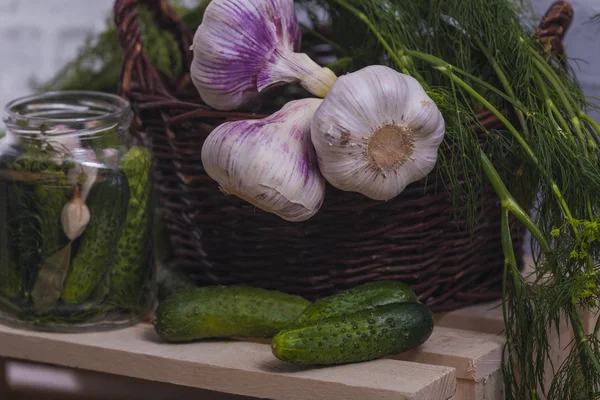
298,0,600,397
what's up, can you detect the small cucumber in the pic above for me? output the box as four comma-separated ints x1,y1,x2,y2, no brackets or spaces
107,147,153,309
154,286,311,342
295,281,418,323
0,182,21,299
157,267,197,301
61,171,129,304
272,302,434,365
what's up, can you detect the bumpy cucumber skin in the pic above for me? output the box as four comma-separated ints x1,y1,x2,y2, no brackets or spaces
157,267,197,301
61,172,129,304
29,181,71,311
0,182,22,299
154,286,311,342
107,147,152,308
272,302,434,365
0,250,20,299
295,281,418,324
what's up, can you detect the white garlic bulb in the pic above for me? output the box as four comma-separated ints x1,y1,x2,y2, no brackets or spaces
311,65,446,201
201,98,326,222
191,0,337,111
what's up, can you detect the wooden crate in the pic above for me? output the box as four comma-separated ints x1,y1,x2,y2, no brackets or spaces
0,320,510,400
0,322,458,400
436,301,573,400
0,256,584,400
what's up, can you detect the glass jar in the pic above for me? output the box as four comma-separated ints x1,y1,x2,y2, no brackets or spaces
0,91,155,332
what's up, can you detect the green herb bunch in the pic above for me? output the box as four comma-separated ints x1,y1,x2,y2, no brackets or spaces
295,0,600,398
32,1,210,94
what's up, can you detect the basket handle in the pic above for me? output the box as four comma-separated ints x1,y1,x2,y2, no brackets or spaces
536,0,574,64
476,1,573,129
113,0,193,100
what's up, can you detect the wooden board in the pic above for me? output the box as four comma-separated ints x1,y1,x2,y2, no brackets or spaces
435,301,572,400
455,370,503,400
0,323,456,400
394,327,503,381
239,325,505,400
394,327,504,400
0,357,8,395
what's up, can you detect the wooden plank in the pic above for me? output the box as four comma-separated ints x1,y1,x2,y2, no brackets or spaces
455,371,503,400
0,323,456,400
9,359,255,400
434,302,505,336
0,357,9,395
392,326,503,381
245,325,505,399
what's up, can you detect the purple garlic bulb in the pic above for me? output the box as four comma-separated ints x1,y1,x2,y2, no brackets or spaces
201,98,326,222
191,0,337,111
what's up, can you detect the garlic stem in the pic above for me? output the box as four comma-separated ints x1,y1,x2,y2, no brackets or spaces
191,0,337,110
257,49,337,98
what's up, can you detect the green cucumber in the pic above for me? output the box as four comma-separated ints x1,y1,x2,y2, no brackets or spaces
296,281,418,323
272,302,434,365
12,183,42,298
0,182,21,299
154,286,311,342
157,267,197,301
107,147,153,309
29,179,72,312
61,171,129,304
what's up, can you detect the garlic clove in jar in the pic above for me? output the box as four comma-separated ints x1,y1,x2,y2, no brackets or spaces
67,148,100,202
191,0,337,111
61,188,91,241
201,98,326,222
311,65,446,201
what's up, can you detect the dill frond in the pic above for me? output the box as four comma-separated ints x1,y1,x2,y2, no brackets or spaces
306,0,600,397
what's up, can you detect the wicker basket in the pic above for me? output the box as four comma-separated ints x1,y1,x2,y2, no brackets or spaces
113,0,573,312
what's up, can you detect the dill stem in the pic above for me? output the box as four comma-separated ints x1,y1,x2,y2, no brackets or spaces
474,38,529,137
581,114,600,145
533,70,596,222
299,23,346,55
329,0,404,68
329,0,426,84
0,296,22,314
533,60,591,153
533,72,574,142
336,3,600,381
480,152,549,253
501,207,523,297
483,154,600,378
438,55,600,379
527,46,597,150
435,67,581,225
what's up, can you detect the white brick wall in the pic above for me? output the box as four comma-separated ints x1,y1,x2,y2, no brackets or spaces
533,0,600,121
0,0,114,124
0,0,598,126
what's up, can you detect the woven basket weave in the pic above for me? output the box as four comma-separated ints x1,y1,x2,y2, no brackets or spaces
113,0,573,312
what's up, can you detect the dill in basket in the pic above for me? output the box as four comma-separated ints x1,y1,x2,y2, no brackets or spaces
295,0,600,398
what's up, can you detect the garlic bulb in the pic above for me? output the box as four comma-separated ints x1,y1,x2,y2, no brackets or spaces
311,65,445,201
201,98,326,222
61,188,91,241
191,0,337,111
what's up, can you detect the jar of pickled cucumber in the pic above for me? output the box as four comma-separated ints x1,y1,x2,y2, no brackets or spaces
0,91,155,332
